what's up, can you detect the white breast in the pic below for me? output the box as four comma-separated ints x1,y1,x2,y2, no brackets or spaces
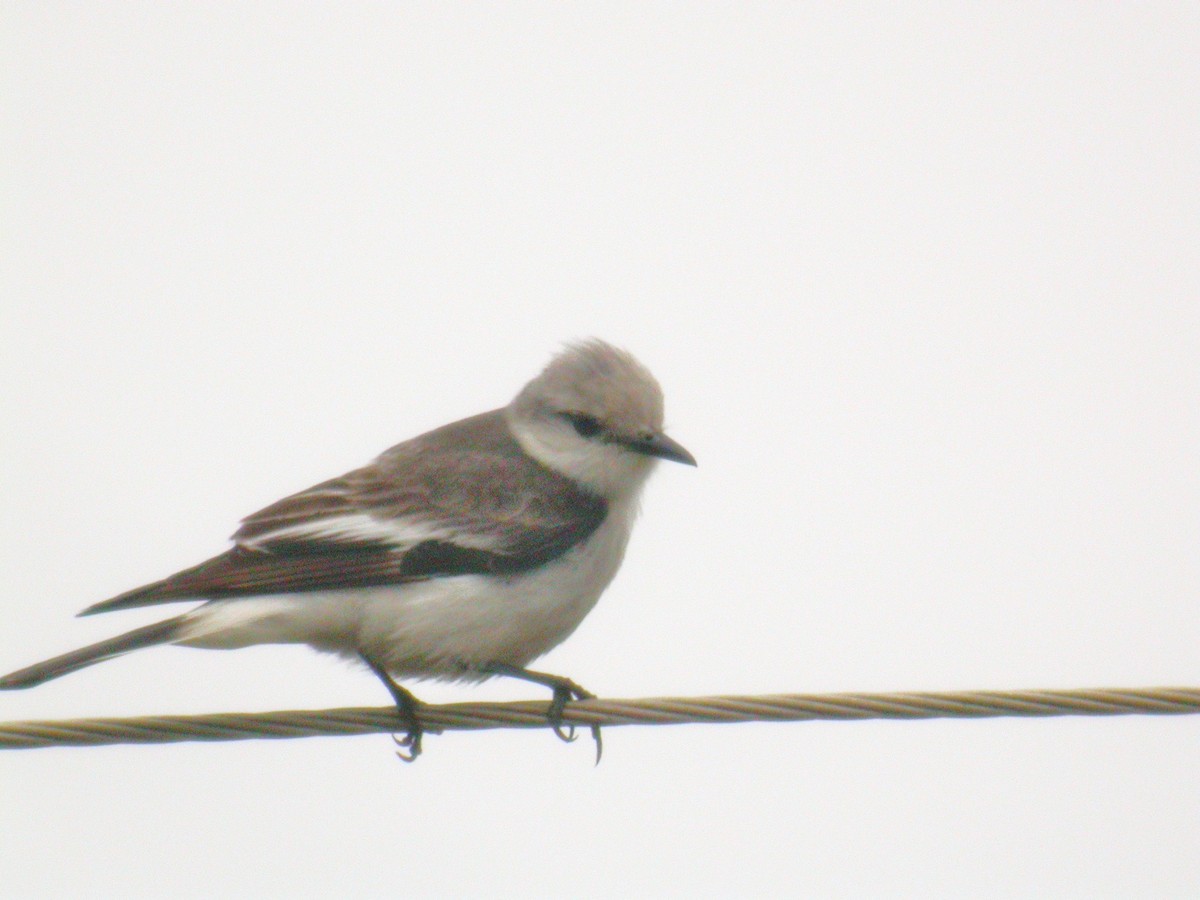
355,493,640,678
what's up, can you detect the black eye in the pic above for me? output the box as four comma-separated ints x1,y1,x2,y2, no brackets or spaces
560,411,604,438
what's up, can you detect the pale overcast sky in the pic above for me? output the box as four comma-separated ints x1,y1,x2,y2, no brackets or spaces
3,4,1199,897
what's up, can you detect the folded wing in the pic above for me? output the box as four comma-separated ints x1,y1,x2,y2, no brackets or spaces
81,411,607,615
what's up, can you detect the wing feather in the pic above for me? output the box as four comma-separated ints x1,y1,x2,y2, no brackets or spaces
80,410,607,616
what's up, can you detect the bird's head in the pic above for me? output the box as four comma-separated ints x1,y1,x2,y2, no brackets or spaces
508,339,696,498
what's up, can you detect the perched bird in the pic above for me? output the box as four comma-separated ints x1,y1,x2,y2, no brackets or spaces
0,339,695,760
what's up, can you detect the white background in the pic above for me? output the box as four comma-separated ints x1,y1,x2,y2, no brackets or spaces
3,4,1199,897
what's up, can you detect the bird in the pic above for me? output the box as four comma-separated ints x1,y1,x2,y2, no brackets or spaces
0,339,696,760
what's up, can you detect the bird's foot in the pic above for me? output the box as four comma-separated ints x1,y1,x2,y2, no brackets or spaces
547,680,594,742
482,662,604,764
361,653,427,763
390,725,423,763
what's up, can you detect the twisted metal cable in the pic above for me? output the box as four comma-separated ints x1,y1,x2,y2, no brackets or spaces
3,686,1200,749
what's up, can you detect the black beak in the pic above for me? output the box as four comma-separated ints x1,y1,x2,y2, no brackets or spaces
620,430,698,466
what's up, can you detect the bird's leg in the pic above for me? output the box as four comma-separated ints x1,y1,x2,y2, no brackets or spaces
480,661,603,763
360,653,426,762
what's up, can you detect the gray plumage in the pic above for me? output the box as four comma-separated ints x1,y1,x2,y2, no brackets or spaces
1,338,694,737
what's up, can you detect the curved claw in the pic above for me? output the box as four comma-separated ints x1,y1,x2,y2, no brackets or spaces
547,684,602,757
547,686,580,742
391,729,422,763
566,687,603,764
590,725,603,766
553,721,579,743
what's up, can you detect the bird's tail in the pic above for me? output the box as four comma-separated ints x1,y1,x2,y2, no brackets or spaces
0,616,184,690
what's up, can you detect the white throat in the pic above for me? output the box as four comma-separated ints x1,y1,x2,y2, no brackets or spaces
506,410,657,500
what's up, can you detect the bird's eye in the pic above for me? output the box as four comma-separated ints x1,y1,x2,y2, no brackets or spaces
560,411,604,438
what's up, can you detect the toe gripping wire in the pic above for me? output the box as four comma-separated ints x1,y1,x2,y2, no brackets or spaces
361,655,602,763
359,653,434,762
479,661,604,764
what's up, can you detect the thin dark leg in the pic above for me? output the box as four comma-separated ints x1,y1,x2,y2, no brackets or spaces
480,662,603,764
360,653,425,762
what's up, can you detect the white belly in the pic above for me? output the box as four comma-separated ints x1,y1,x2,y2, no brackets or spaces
177,498,638,681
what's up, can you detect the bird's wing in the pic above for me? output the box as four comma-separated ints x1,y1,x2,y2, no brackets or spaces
80,411,608,615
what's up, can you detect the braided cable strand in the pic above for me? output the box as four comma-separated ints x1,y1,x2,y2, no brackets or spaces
3,687,1200,749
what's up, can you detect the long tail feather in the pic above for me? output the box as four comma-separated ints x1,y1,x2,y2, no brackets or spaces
0,617,184,689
